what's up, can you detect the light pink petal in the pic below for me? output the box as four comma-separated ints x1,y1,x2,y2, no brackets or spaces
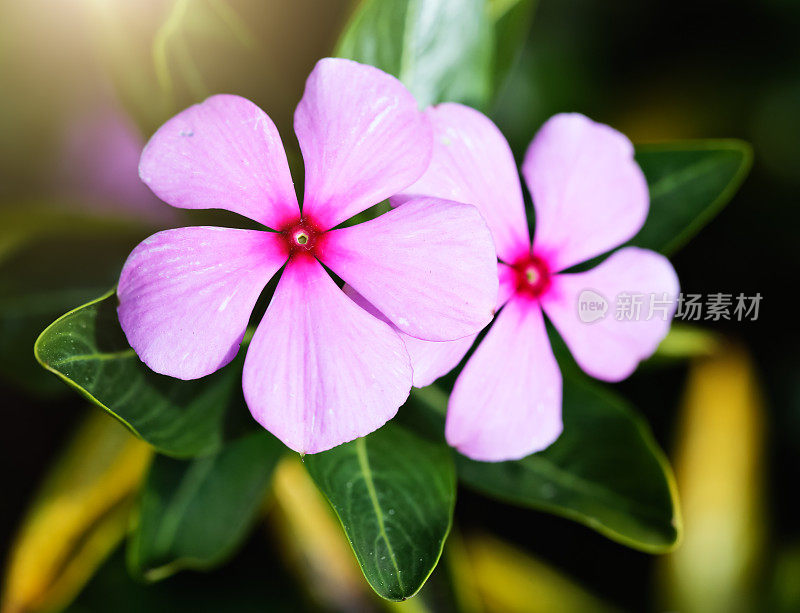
117,227,287,380
402,334,476,387
343,285,475,388
139,95,298,228
541,247,679,382
243,257,412,454
521,113,649,272
447,297,563,462
392,103,531,263
321,197,498,341
295,58,432,230
497,262,517,309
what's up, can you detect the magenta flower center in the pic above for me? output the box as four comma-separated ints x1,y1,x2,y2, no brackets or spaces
281,217,324,258
513,254,551,299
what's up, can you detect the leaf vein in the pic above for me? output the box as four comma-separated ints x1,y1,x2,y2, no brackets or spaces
355,437,405,593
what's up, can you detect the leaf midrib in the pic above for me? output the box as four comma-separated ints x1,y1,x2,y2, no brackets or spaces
355,437,405,593
51,348,137,367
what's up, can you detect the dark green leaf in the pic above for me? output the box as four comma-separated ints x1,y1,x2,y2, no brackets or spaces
304,423,455,601
336,0,494,109
128,431,283,581
34,291,247,458
632,140,752,254
455,377,681,552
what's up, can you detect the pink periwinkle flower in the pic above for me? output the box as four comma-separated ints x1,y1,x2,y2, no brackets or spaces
388,106,680,462
116,59,498,454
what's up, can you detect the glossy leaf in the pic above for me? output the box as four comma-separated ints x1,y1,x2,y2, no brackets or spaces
34,290,247,458
304,423,456,601
456,377,680,551
128,431,283,581
1,411,151,613
632,140,752,254
336,0,494,109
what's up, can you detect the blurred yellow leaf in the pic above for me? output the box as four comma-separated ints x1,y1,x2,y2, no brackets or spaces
2,411,152,613
660,343,765,613
457,534,616,613
444,530,484,613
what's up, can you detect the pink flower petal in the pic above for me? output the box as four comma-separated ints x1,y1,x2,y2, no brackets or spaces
343,285,475,388
320,197,498,341
294,58,432,230
447,297,563,461
497,262,517,309
541,247,679,382
392,103,531,263
339,260,515,388
118,227,287,380
139,95,298,228
521,113,649,272
401,334,476,388
242,257,412,454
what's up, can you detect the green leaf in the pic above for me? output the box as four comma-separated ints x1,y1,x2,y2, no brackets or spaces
34,290,247,458
632,140,753,254
304,423,456,601
490,0,538,98
336,0,494,109
128,431,283,581
455,377,681,552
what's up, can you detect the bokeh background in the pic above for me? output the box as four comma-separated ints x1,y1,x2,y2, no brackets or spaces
1,0,798,611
